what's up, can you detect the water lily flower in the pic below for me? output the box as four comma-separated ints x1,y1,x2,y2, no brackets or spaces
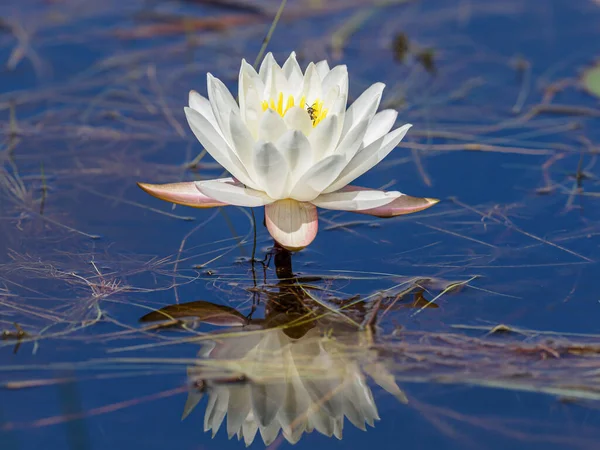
138,52,438,250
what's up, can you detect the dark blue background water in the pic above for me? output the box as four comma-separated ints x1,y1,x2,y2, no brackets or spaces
1,0,600,448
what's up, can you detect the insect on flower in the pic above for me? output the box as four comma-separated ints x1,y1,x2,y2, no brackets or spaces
306,102,317,122
138,52,439,251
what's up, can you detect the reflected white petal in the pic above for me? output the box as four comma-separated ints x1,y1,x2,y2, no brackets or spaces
259,418,282,446
204,394,217,432
182,389,203,420
226,385,252,439
242,418,259,447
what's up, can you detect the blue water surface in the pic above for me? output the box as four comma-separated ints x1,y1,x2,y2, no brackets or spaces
1,0,600,449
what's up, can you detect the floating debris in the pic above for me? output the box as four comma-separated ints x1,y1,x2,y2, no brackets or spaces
582,61,600,99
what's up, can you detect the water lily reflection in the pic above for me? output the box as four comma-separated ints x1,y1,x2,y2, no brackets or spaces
140,248,411,445
185,325,406,446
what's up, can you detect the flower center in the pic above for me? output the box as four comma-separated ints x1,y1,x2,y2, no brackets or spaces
261,93,328,127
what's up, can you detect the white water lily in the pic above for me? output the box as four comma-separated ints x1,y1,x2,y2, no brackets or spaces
184,328,407,446
139,52,438,250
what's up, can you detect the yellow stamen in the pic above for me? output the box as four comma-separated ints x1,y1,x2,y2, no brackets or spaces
286,95,294,110
277,92,283,115
261,93,327,127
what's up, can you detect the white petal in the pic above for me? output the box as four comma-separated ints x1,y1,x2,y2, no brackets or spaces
341,82,385,136
312,189,402,211
239,59,262,91
322,84,341,110
282,51,303,88
258,52,277,83
334,118,369,161
138,181,227,208
321,65,348,100
324,123,412,193
363,109,398,146
207,73,240,142
189,90,219,132
330,91,348,116
242,87,261,139
239,60,264,134
265,200,318,251
258,109,287,143
195,178,274,207
283,106,313,136
264,64,289,100
352,193,439,218
228,110,255,174
319,85,344,149
329,90,348,131
301,62,322,103
309,114,339,160
276,130,313,182
289,154,346,201
315,60,330,79
184,107,256,188
253,141,290,199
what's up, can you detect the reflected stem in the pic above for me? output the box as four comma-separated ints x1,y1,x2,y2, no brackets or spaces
273,244,293,281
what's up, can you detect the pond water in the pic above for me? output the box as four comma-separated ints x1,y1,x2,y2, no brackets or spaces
1,0,600,449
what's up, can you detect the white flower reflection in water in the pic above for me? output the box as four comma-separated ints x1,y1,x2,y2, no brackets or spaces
184,327,407,446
